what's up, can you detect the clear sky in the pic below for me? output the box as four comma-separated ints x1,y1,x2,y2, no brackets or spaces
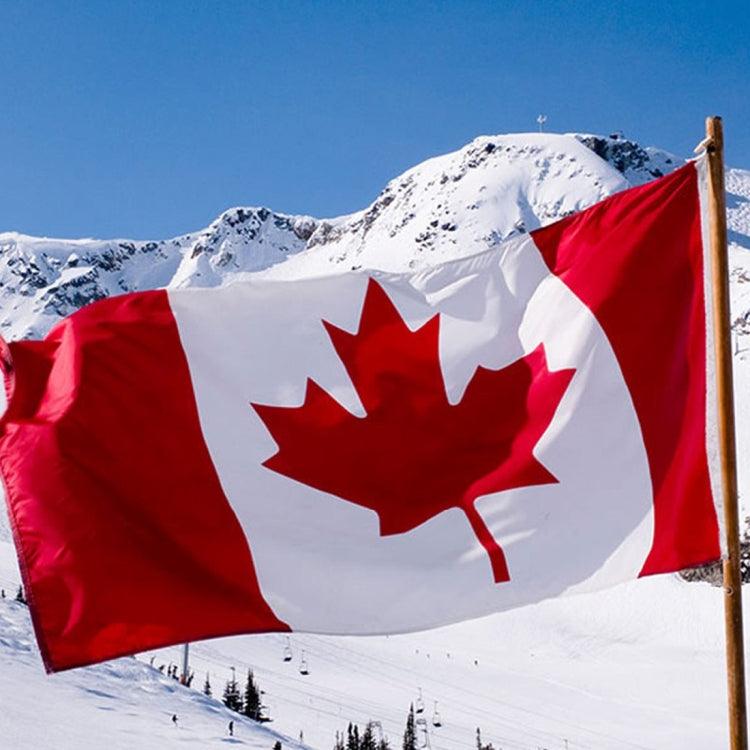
1,0,748,239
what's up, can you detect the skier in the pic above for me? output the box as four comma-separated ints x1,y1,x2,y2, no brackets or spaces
172,714,178,727
228,719,234,737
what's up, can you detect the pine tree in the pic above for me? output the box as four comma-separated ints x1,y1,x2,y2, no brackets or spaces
361,723,376,750
347,722,359,750
273,742,282,750
334,730,346,750
475,727,494,750
223,672,242,712
203,672,212,697
377,738,390,750
243,668,261,719
402,705,416,750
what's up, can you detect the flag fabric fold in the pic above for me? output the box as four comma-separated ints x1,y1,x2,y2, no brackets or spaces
0,159,722,672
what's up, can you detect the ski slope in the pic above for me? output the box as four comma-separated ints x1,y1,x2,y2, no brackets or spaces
0,131,749,749
0,543,306,749
0,544,741,750
154,575,737,750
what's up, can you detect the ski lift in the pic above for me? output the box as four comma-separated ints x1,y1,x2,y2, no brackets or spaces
431,701,442,728
255,690,272,722
283,636,293,663
258,704,272,722
415,687,424,714
415,717,431,750
299,650,309,675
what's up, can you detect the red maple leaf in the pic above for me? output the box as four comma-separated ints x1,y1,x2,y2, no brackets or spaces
252,279,574,583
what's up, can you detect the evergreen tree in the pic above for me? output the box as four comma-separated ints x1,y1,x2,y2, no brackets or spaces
243,668,261,720
347,722,359,750
361,723,376,750
402,703,417,750
377,738,390,750
15,585,25,604
223,671,242,712
475,727,494,750
203,672,212,697
402,705,416,750
273,742,282,750
334,730,346,750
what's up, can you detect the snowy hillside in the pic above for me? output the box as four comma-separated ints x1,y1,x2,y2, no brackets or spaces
0,605,306,749
0,550,742,750
0,208,317,340
0,132,699,340
1,131,750,750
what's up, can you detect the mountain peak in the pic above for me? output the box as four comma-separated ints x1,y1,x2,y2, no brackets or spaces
572,132,680,185
0,131,747,341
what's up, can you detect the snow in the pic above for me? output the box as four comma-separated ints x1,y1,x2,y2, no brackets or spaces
259,134,630,280
0,597,306,749
0,130,749,749
0,550,743,749
162,576,736,750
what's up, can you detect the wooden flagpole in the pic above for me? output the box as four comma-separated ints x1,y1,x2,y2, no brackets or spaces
180,642,190,686
705,115,748,750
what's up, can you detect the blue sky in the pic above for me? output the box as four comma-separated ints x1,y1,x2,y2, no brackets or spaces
1,0,748,239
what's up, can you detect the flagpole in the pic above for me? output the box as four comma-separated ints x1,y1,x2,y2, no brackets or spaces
180,642,190,686
705,115,748,750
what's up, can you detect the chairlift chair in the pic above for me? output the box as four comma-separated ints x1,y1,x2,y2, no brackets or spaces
258,704,272,723
431,701,442,728
415,687,424,714
415,717,430,750
299,650,309,675
283,636,293,663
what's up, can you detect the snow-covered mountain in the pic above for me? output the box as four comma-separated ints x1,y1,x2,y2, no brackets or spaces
2,132,729,341
0,208,318,340
1,131,750,750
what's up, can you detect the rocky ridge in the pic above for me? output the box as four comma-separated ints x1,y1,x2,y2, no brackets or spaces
4,131,735,341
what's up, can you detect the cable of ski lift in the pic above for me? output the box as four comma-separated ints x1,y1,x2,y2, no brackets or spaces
291,635,636,750
159,644,547,750
171,640,627,750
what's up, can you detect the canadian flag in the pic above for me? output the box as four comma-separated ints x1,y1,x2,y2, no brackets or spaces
0,159,722,672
